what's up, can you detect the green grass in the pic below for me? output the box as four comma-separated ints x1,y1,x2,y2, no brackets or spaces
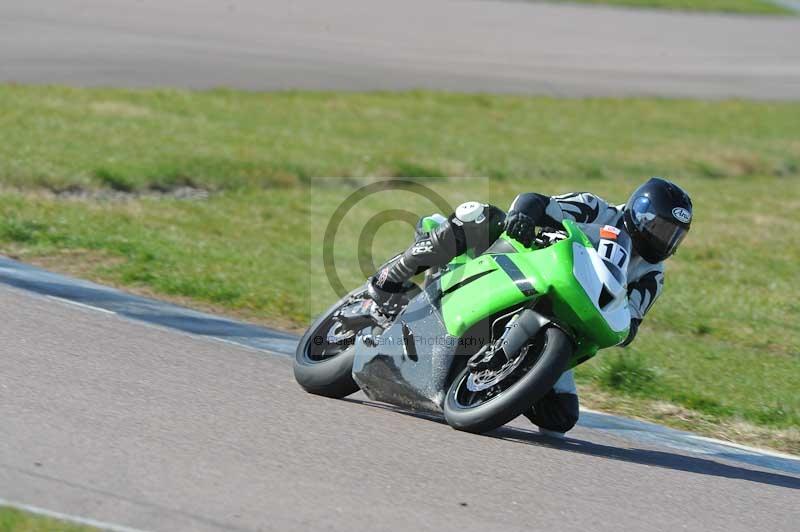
0,507,96,532
596,353,660,394
0,85,799,451
2,85,799,193
549,0,794,15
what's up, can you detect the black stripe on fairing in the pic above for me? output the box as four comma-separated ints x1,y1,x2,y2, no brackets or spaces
492,255,537,297
438,269,494,297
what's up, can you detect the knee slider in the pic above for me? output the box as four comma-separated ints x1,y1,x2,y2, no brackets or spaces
556,394,580,432
531,392,580,433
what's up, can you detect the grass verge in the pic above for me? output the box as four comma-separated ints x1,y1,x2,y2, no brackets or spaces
0,85,798,453
548,0,794,15
0,507,96,532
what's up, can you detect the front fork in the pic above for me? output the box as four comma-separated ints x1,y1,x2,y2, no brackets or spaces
468,309,557,371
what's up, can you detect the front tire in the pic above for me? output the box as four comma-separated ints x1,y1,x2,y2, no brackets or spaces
293,286,367,398
443,326,572,434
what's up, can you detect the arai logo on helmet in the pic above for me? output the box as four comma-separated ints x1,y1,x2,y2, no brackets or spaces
672,207,691,224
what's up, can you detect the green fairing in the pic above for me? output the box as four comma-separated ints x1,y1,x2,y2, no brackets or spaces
438,220,628,368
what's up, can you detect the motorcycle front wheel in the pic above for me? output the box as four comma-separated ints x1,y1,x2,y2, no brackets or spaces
293,285,369,398
443,326,572,434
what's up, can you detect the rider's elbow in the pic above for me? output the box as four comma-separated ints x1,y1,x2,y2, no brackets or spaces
509,193,549,221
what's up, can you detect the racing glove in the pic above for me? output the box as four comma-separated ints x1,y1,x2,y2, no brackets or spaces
505,192,549,248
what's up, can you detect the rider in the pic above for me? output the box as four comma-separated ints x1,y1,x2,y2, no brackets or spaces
368,177,693,437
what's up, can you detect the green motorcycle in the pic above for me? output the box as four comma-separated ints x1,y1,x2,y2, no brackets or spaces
294,219,632,434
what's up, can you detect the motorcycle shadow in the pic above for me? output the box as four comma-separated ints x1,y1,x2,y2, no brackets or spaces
343,397,800,491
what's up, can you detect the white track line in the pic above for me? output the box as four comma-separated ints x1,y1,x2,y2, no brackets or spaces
46,295,117,315
39,287,279,356
686,434,800,461
0,497,149,532
581,407,800,461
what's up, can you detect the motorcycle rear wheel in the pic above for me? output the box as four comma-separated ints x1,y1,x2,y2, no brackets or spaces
443,326,572,434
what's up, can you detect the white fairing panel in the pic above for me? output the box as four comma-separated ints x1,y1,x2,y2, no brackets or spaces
572,243,631,335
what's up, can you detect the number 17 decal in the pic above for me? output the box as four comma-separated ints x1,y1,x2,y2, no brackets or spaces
600,239,629,269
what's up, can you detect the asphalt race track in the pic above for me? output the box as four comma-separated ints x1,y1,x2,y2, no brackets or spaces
1,0,799,99
1,261,798,531
2,1,800,529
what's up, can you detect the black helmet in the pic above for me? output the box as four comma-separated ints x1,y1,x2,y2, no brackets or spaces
623,177,692,264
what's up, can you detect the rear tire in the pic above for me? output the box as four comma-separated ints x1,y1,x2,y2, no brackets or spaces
293,286,366,398
443,327,572,434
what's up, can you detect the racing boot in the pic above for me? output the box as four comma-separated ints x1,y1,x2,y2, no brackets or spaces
367,276,410,318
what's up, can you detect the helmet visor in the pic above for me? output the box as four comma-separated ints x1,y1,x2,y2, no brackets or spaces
630,197,688,258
